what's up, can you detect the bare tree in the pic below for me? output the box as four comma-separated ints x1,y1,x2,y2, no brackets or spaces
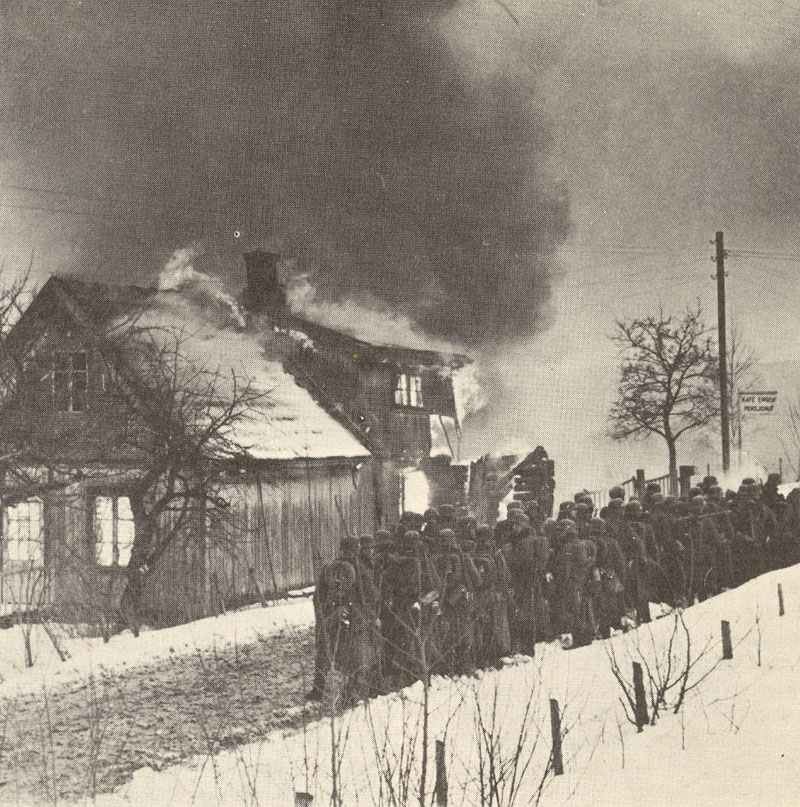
609,306,719,487
102,322,266,634
0,282,265,636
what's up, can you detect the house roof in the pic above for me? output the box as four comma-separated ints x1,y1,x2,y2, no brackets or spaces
20,276,372,462
267,310,471,370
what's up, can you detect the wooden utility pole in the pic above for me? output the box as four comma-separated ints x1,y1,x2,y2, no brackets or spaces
715,231,731,472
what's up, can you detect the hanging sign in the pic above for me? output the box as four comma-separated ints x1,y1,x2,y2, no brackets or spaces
738,390,778,415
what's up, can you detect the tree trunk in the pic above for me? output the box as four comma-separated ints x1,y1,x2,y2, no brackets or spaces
120,518,155,638
666,436,678,496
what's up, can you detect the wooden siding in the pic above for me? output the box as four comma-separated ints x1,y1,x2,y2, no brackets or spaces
206,461,377,607
1,459,378,625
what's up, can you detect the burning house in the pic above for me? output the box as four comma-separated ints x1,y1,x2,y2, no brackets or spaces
242,250,471,515
0,274,377,624
0,255,470,625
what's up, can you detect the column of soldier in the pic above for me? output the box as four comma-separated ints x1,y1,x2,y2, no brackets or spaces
308,472,798,704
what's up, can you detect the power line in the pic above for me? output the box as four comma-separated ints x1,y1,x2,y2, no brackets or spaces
561,243,701,257
0,182,230,219
728,248,800,263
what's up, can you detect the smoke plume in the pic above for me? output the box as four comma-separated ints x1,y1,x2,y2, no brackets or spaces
4,0,569,348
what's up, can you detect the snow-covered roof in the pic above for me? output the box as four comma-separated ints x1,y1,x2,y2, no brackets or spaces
42,278,371,462
136,295,371,461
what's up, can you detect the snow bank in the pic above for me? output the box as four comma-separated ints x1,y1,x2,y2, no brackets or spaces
0,596,314,697
78,563,800,807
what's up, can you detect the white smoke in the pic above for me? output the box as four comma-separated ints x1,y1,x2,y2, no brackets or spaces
714,453,771,495
452,362,487,426
158,243,247,329
286,274,463,354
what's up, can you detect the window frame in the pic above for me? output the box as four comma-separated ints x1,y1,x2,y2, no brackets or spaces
90,493,135,569
2,497,44,566
393,371,425,409
51,350,89,413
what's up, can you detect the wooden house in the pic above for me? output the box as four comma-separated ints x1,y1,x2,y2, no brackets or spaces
0,276,376,624
241,251,471,515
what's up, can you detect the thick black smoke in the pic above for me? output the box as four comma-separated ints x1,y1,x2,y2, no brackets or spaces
4,0,569,347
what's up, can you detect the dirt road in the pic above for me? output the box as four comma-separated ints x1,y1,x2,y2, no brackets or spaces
0,625,318,803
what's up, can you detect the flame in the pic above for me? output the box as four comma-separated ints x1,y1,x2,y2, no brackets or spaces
402,469,430,515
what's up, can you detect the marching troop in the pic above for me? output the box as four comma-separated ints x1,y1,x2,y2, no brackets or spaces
307,472,800,704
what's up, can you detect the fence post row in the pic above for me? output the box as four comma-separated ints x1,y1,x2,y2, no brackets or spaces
778,583,785,617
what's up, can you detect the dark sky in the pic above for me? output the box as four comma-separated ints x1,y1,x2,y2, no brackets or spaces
3,1,800,355
1,0,570,347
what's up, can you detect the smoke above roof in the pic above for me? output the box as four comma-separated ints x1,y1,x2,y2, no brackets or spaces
4,0,569,349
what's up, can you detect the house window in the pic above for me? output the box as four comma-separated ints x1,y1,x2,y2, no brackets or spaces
3,498,44,564
394,373,424,408
93,495,134,567
53,351,88,412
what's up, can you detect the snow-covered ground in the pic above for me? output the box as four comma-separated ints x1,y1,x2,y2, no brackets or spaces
0,596,319,805
3,570,799,806
38,564,797,807
0,596,314,696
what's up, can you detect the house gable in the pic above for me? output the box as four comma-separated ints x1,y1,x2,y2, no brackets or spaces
267,310,469,463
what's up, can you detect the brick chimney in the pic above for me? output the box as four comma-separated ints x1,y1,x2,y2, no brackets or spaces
242,251,285,314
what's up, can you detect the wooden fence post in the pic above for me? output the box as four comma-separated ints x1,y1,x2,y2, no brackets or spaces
678,465,695,500
632,662,649,731
634,469,646,500
549,698,564,775
434,739,448,806
778,584,785,617
721,620,733,660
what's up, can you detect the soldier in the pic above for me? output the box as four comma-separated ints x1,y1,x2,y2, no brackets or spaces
701,475,719,495
435,528,481,674
590,517,626,638
458,514,478,546
438,504,457,533
762,473,789,569
360,533,377,570
609,485,626,503
554,524,598,647
705,487,736,589
524,499,546,533
494,501,523,547
502,510,540,655
623,500,657,623
642,482,662,513
558,500,577,522
603,498,627,551
780,488,800,567
382,530,430,686
473,524,512,665
422,508,440,545
731,481,775,582
684,495,719,602
309,536,381,704
574,501,593,538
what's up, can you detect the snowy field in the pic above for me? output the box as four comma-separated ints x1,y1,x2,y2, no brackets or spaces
2,570,799,806
0,596,314,695
11,564,788,807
